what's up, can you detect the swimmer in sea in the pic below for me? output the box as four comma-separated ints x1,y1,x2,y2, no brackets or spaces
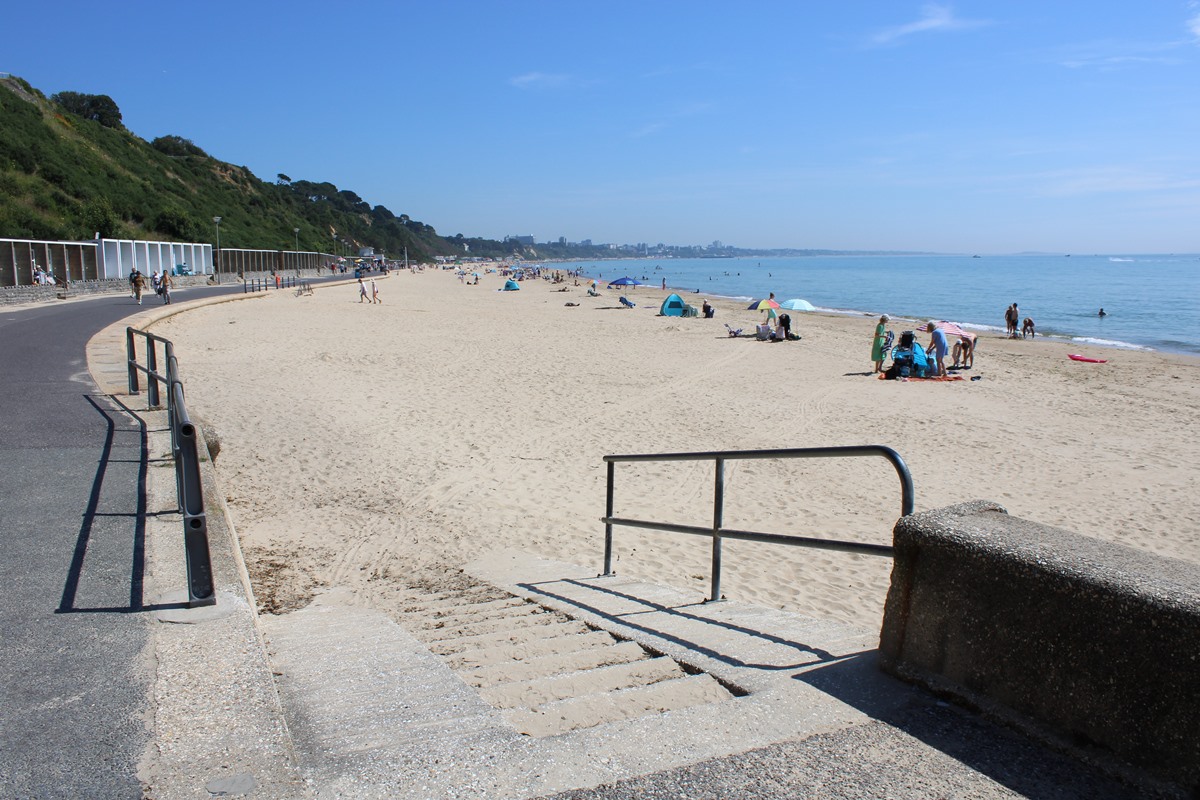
1098,308,1107,317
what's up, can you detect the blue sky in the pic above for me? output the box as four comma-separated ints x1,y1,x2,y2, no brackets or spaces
6,2,1200,253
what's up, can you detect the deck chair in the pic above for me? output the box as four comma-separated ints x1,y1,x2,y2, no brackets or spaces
619,296,635,308
724,323,743,338
756,324,773,341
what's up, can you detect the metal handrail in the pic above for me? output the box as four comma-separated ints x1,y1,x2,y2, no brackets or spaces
601,445,914,602
243,275,301,293
126,327,215,607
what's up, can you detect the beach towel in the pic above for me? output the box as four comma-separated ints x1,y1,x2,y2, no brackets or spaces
878,373,965,382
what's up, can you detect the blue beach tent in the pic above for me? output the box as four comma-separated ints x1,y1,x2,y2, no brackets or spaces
502,279,520,291
659,293,687,316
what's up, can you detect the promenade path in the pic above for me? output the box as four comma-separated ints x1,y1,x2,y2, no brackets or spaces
0,279,1170,799
0,280,276,798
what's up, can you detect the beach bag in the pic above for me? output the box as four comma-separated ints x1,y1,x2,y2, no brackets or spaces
890,346,914,378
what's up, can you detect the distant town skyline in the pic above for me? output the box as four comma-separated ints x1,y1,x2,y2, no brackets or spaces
5,1,1200,254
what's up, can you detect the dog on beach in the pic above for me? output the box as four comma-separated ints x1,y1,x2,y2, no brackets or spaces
1022,317,1036,338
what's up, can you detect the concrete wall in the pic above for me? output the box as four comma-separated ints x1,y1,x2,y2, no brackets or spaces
0,275,213,307
879,501,1200,793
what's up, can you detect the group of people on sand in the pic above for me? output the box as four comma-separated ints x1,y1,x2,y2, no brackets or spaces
1005,302,1037,339
873,315,973,378
758,293,797,341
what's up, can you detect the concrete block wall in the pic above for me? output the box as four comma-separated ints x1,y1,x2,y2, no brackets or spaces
0,276,212,307
879,501,1200,794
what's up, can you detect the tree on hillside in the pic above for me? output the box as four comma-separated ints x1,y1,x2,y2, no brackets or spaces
151,135,208,158
153,208,200,241
77,196,122,238
50,91,123,129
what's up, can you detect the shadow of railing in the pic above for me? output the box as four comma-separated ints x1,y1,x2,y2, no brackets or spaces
518,576,856,673
57,395,147,614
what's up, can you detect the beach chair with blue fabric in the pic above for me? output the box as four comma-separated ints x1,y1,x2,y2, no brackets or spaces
619,296,635,308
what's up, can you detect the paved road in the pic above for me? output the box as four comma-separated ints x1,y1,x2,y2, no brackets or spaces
0,283,252,798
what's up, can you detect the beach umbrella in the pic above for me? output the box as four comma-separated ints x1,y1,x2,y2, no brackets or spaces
607,276,643,288
779,298,815,311
747,298,780,310
929,320,976,343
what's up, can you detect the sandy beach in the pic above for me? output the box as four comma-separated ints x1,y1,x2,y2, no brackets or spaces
154,268,1200,631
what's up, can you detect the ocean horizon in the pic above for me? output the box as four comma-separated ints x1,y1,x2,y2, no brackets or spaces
546,253,1200,356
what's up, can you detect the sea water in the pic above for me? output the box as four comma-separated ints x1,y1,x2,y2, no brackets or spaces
550,254,1200,355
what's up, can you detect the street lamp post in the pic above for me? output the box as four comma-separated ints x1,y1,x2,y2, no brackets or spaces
212,216,222,283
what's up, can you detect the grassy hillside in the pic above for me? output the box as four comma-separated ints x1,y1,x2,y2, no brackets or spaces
0,74,516,262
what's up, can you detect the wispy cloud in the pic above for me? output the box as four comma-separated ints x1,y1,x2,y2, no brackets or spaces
1187,1,1200,42
631,122,667,139
508,72,571,90
1050,6,1200,68
1052,39,1186,70
870,4,990,46
629,102,715,139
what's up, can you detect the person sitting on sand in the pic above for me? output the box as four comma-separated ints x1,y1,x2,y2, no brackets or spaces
702,300,714,318
925,321,949,377
779,313,793,341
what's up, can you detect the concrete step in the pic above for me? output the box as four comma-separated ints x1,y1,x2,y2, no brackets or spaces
461,640,651,688
446,629,619,671
417,605,560,640
479,656,686,709
503,673,735,738
396,592,523,618
426,619,593,655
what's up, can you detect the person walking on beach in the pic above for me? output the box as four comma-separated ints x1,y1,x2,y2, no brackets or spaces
132,271,146,305
358,278,369,303
371,278,380,304
872,314,890,373
160,273,173,304
128,269,140,298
